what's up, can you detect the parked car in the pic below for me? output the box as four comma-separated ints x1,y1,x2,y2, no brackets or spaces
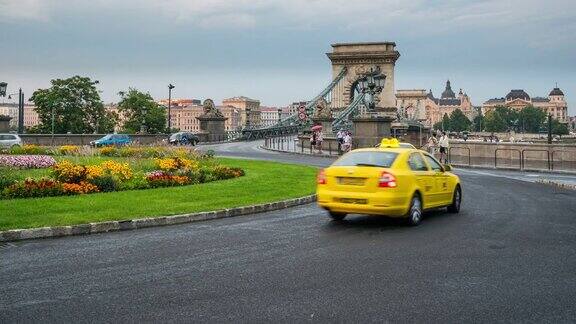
317,137,461,226
0,133,22,149
90,134,131,147
169,132,200,146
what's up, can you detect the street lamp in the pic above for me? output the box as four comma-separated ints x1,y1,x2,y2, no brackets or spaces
168,84,175,131
140,107,147,134
356,67,386,112
2,82,25,134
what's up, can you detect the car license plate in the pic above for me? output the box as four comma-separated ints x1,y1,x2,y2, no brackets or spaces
338,177,365,186
338,198,367,204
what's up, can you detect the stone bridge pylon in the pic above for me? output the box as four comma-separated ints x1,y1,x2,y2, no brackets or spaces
327,42,400,112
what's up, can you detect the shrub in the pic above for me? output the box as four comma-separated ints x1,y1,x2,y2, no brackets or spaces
52,160,89,183
155,157,198,173
88,175,118,192
0,168,19,189
62,181,100,195
211,166,245,180
2,178,63,199
101,161,133,181
58,145,80,155
145,170,191,188
0,155,57,169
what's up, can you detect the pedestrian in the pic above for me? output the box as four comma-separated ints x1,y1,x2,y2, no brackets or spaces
336,129,345,152
426,133,438,156
311,131,317,151
438,131,450,164
342,131,352,153
315,129,324,154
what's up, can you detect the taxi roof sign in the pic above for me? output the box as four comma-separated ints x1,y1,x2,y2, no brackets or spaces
380,138,400,148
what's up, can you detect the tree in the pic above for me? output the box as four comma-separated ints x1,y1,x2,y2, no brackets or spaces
472,111,484,132
483,110,508,132
30,76,114,134
518,106,546,133
117,88,166,134
551,119,569,135
448,109,471,132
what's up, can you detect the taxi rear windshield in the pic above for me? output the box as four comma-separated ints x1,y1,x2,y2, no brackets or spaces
332,151,398,168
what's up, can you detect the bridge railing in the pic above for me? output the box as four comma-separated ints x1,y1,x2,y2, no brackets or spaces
263,134,342,157
448,144,576,173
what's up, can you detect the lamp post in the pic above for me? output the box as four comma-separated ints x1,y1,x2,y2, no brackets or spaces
356,67,386,113
140,107,147,134
168,84,175,131
2,83,25,134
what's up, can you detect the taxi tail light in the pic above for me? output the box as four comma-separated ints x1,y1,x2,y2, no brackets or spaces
317,169,327,185
378,171,397,188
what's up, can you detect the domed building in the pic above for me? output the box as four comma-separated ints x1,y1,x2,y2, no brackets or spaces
482,87,568,121
396,80,475,126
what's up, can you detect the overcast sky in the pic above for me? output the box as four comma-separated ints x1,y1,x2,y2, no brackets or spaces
1,0,575,114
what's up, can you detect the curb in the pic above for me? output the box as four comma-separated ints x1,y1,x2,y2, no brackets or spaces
0,195,317,243
535,179,576,191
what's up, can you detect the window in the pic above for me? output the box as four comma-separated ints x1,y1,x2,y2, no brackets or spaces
424,154,444,171
408,153,429,171
332,151,398,168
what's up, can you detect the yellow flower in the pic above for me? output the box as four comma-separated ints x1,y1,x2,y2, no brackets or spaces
101,160,133,180
86,165,104,179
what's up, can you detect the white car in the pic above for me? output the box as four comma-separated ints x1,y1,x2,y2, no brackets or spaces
0,133,22,149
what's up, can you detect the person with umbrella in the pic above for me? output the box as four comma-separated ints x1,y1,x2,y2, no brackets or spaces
311,124,323,154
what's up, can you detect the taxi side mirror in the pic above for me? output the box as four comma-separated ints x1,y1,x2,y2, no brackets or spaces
443,164,452,172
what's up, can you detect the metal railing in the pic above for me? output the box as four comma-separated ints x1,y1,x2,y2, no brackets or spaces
447,145,576,172
263,135,343,157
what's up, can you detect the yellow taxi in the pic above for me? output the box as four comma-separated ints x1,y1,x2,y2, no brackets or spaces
316,138,461,225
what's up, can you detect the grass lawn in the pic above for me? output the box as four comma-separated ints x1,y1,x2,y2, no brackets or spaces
0,158,318,231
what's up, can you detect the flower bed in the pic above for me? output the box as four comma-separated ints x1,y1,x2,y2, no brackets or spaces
0,155,245,199
0,155,56,169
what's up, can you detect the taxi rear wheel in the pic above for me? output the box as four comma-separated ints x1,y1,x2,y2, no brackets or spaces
406,194,423,226
328,212,347,221
447,185,462,213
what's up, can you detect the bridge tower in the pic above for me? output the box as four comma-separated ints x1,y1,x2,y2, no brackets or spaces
327,42,400,112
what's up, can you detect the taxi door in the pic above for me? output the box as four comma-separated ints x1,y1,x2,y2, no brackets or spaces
407,152,435,208
423,153,451,206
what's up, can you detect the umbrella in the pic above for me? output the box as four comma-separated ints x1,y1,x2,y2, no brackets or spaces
311,125,323,131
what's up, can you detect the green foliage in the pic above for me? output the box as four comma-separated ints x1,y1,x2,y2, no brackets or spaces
484,108,509,132
518,106,546,133
117,88,167,134
2,178,63,199
0,168,19,189
0,159,317,231
551,119,569,135
448,109,471,132
472,111,484,132
30,76,113,134
88,175,118,192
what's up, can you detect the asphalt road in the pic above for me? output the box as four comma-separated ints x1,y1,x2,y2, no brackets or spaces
2,141,576,323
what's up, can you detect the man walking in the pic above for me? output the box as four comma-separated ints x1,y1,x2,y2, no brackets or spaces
438,131,450,164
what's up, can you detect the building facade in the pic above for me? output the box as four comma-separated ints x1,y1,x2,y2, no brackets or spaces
222,96,261,128
260,106,291,127
0,104,19,129
482,87,568,122
168,104,241,132
396,80,475,126
0,103,40,129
